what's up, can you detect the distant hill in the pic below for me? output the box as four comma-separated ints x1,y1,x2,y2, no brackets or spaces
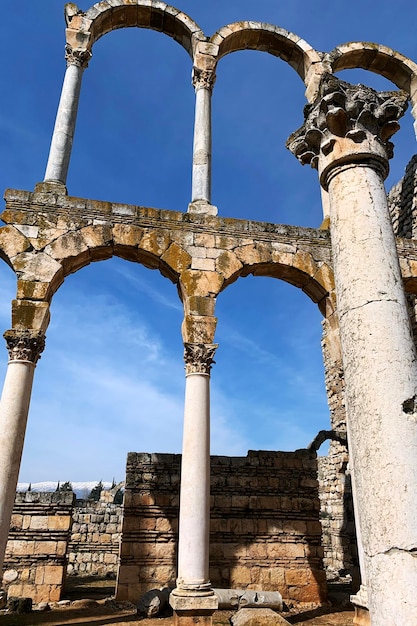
17,481,114,499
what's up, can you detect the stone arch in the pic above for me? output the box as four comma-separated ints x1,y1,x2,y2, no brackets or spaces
66,1,204,58
325,42,417,93
8,224,192,306
210,22,323,99
213,244,335,317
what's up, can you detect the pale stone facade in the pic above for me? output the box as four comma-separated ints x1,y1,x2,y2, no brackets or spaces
1,2,417,624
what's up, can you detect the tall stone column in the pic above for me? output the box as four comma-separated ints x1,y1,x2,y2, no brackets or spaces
189,69,217,215
288,75,417,625
0,330,45,574
170,343,218,625
43,45,91,187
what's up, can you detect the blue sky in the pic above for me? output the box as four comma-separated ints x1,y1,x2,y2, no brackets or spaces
1,0,417,483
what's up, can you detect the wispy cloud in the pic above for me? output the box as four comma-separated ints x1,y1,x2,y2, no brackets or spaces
111,260,183,312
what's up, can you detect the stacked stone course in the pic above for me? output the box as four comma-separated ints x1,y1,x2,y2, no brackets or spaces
317,453,358,587
117,450,327,605
67,501,122,576
2,491,74,603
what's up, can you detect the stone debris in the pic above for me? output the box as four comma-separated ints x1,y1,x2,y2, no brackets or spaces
136,587,171,617
231,607,291,625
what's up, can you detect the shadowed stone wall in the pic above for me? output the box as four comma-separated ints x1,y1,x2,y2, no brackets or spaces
117,450,327,606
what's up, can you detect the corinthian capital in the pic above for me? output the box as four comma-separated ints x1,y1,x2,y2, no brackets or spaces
4,330,45,364
192,67,216,91
65,44,91,68
287,74,408,186
184,343,218,375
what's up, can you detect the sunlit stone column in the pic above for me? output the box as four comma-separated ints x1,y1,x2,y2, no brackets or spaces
170,343,218,625
0,330,45,574
43,45,91,187
189,69,217,216
288,75,417,626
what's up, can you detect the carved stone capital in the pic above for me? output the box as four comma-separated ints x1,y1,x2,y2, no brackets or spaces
4,330,45,364
287,74,408,188
65,44,91,69
184,343,218,375
192,67,216,91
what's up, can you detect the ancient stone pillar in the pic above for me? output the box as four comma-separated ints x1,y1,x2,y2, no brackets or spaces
0,330,45,574
190,69,215,211
44,45,91,187
170,343,218,625
288,75,417,625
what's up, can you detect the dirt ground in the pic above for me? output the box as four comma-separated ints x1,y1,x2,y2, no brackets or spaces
0,577,355,625
0,605,355,626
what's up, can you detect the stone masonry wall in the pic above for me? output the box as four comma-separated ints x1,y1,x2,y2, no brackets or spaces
117,450,327,606
317,452,359,590
2,491,74,603
67,501,122,577
388,154,417,239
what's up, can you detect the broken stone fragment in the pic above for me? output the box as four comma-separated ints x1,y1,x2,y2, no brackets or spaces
231,607,291,625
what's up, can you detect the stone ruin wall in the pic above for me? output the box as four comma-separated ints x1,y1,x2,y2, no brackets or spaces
388,157,417,348
2,491,74,603
67,501,122,577
2,453,358,607
317,455,358,589
118,450,327,606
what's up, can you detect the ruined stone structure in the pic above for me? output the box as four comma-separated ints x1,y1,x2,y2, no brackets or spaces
119,451,326,605
2,491,74,603
67,500,122,577
1,2,417,625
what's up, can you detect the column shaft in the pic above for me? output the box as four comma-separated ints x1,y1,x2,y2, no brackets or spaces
0,361,36,573
192,86,212,203
44,63,84,184
177,372,211,588
287,76,416,625
171,343,218,622
327,163,417,623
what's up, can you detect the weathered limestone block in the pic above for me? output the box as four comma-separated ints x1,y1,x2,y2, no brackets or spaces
113,223,143,249
182,315,217,344
44,232,91,273
235,243,272,266
11,300,50,332
215,250,243,281
0,226,31,260
186,296,215,317
231,608,290,626
80,225,113,260
180,269,224,297
140,231,171,258
13,252,62,285
161,242,192,275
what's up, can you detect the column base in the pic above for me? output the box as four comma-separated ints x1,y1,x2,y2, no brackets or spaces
351,586,370,626
188,200,218,216
170,591,218,626
34,181,67,195
353,606,370,626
